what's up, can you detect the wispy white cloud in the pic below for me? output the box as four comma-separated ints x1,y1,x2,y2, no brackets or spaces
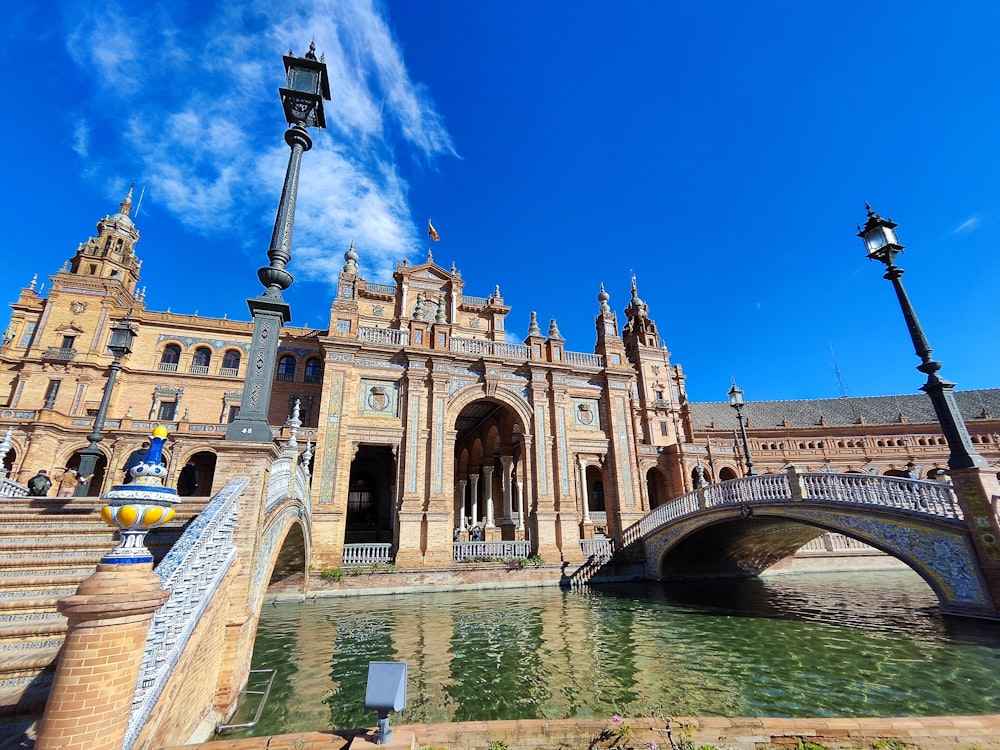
60,0,455,288
72,120,90,157
953,216,981,234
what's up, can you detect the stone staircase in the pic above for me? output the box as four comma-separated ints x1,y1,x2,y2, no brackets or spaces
0,484,208,747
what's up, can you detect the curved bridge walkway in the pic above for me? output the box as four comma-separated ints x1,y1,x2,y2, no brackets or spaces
624,468,994,616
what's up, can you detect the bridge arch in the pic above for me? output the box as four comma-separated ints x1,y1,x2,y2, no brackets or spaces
636,472,994,617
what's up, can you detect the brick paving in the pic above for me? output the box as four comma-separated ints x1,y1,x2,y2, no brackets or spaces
162,714,1000,749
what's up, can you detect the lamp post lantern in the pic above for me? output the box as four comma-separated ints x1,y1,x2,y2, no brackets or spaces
858,204,986,470
76,317,137,496
728,379,756,476
227,42,330,443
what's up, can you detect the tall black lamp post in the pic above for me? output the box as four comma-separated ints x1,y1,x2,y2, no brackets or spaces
76,317,137,496
728,379,756,476
227,42,331,443
857,204,986,470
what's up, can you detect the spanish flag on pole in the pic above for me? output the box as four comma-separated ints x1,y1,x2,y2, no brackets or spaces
427,219,440,242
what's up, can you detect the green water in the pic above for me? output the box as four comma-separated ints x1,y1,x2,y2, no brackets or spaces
221,571,1000,738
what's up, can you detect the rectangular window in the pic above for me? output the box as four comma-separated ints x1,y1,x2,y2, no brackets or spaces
413,330,423,345
157,402,177,421
660,421,668,436
43,380,60,409
227,405,240,423
61,335,76,350
19,323,35,348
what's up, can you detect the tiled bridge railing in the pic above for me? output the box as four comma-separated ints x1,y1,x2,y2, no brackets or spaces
624,469,961,547
124,477,247,749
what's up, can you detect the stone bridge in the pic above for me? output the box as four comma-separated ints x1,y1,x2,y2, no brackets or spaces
625,467,996,618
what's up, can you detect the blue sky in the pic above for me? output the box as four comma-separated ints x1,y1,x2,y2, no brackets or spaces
3,1,999,404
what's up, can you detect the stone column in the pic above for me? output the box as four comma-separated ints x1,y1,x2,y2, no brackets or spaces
515,480,525,532
482,465,495,527
579,458,591,524
500,456,513,520
457,479,467,530
35,563,169,750
469,473,479,527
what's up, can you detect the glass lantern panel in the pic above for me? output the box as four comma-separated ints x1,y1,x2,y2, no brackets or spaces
864,230,887,251
289,67,319,94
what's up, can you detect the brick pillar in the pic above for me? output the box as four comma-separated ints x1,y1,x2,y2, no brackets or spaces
950,466,1000,616
35,563,168,750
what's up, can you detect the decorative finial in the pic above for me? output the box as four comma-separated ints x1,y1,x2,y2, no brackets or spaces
301,439,314,472
450,261,457,275
412,291,426,322
527,311,542,337
547,318,563,340
343,240,359,275
305,40,318,61
0,426,13,480
286,398,302,449
29,274,37,291
695,459,707,488
435,297,446,324
494,285,501,299
99,425,180,565
597,283,611,314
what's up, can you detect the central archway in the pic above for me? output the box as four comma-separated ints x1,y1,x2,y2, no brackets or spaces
452,395,530,543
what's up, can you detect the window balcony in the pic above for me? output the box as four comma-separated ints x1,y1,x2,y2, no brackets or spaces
42,347,76,362
303,374,322,384
220,367,239,377
188,365,210,375
157,362,179,372
276,372,295,382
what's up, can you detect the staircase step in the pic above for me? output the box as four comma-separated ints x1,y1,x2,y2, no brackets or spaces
0,648,60,677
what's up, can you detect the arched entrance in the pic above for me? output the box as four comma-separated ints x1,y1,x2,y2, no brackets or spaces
345,446,394,543
453,399,527,542
719,467,738,481
646,466,670,510
177,451,217,497
65,449,108,497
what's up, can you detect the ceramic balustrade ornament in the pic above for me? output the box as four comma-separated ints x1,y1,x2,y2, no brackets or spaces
100,425,181,564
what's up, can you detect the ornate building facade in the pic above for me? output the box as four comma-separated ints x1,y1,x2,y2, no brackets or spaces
3,193,999,567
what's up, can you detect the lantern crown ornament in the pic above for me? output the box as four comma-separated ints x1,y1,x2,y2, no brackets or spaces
99,425,180,564
857,203,904,267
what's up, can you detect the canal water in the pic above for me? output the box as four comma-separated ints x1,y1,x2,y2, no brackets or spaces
221,570,1000,739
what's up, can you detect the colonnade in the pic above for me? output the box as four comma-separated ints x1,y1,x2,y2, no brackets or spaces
455,456,525,532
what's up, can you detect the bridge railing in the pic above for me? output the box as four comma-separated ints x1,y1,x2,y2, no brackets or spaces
580,537,615,558
626,469,961,546
796,471,962,519
124,477,247,749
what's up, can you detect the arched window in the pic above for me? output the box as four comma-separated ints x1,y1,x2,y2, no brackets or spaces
159,344,181,372
190,347,212,374
304,357,323,383
221,349,241,376
276,355,297,382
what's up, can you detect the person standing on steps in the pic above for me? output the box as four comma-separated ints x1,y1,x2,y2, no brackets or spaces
122,441,151,484
27,469,52,496
55,468,90,498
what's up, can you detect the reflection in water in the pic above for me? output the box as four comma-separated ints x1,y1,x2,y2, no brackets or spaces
222,571,1000,739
